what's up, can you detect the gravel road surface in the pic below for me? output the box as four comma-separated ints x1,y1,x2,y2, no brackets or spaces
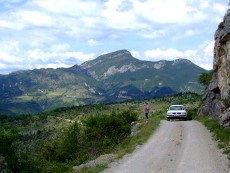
102,120,229,173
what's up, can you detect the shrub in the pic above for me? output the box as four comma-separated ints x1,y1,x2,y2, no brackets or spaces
56,122,82,162
198,71,213,88
41,140,58,161
187,108,197,120
0,128,21,172
84,114,131,152
117,110,138,124
0,114,8,120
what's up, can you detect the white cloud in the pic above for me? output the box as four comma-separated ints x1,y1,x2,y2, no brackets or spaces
133,0,201,24
0,52,18,63
213,3,228,14
200,1,210,9
134,39,215,70
103,0,123,10
0,0,25,3
0,62,6,69
1,41,19,52
0,45,95,73
62,52,95,63
201,40,215,57
33,63,72,70
0,41,23,64
130,50,141,59
0,0,227,74
184,29,199,37
101,7,137,30
26,49,95,64
144,48,188,60
50,44,71,52
88,39,100,46
0,19,24,30
33,0,100,16
138,29,166,39
18,10,53,27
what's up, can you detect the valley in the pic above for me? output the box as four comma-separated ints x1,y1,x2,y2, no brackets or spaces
1,93,229,173
0,50,207,115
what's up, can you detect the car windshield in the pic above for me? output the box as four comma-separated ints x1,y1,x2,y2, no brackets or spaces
169,106,184,110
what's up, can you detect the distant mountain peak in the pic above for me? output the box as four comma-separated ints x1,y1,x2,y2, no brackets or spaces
153,60,167,69
103,49,130,55
81,50,131,68
153,59,193,70
172,58,193,65
99,49,132,60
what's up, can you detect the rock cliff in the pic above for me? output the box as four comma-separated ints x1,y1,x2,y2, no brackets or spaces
198,8,230,127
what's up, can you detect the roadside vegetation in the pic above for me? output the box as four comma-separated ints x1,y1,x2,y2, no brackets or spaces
1,86,229,172
194,115,230,160
196,70,230,161
0,92,201,173
198,70,213,88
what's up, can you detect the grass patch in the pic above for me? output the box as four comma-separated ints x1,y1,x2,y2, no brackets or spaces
46,91,64,97
115,113,163,158
79,164,108,173
15,95,34,101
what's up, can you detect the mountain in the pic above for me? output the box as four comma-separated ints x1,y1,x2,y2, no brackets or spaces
81,49,206,100
0,49,207,115
0,66,106,115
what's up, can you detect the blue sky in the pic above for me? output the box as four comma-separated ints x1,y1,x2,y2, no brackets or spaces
0,0,228,74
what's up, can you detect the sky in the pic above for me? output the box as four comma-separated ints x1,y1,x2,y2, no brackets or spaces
0,0,229,74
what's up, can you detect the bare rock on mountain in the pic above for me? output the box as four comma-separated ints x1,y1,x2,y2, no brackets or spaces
198,9,230,127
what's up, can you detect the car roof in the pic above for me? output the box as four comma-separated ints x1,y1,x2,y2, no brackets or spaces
169,105,185,107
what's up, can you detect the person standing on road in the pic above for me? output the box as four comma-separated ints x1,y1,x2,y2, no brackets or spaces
145,102,150,119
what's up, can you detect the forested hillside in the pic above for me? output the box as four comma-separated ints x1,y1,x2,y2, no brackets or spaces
0,93,201,172
0,50,207,115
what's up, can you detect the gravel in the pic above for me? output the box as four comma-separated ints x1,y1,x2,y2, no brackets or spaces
102,120,229,173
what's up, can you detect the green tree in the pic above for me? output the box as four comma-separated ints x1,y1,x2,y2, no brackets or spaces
0,128,21,172
56,122,82,162
84,114,131,152
198,71,214,88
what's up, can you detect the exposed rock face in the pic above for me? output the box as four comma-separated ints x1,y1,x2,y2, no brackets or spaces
103,64,140,78
198,9,230,127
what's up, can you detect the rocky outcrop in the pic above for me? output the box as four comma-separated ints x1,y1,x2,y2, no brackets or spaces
198,9,230,127
73,154,117,172
103,64,140,78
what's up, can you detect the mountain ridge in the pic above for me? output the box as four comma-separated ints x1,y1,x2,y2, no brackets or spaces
0,49,207,115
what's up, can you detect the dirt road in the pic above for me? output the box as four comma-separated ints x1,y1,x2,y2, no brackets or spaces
102,120,229,173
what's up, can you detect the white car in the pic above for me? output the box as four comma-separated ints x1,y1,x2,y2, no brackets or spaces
166,105,187,121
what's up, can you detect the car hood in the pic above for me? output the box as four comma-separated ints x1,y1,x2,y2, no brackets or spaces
167,110,186,113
